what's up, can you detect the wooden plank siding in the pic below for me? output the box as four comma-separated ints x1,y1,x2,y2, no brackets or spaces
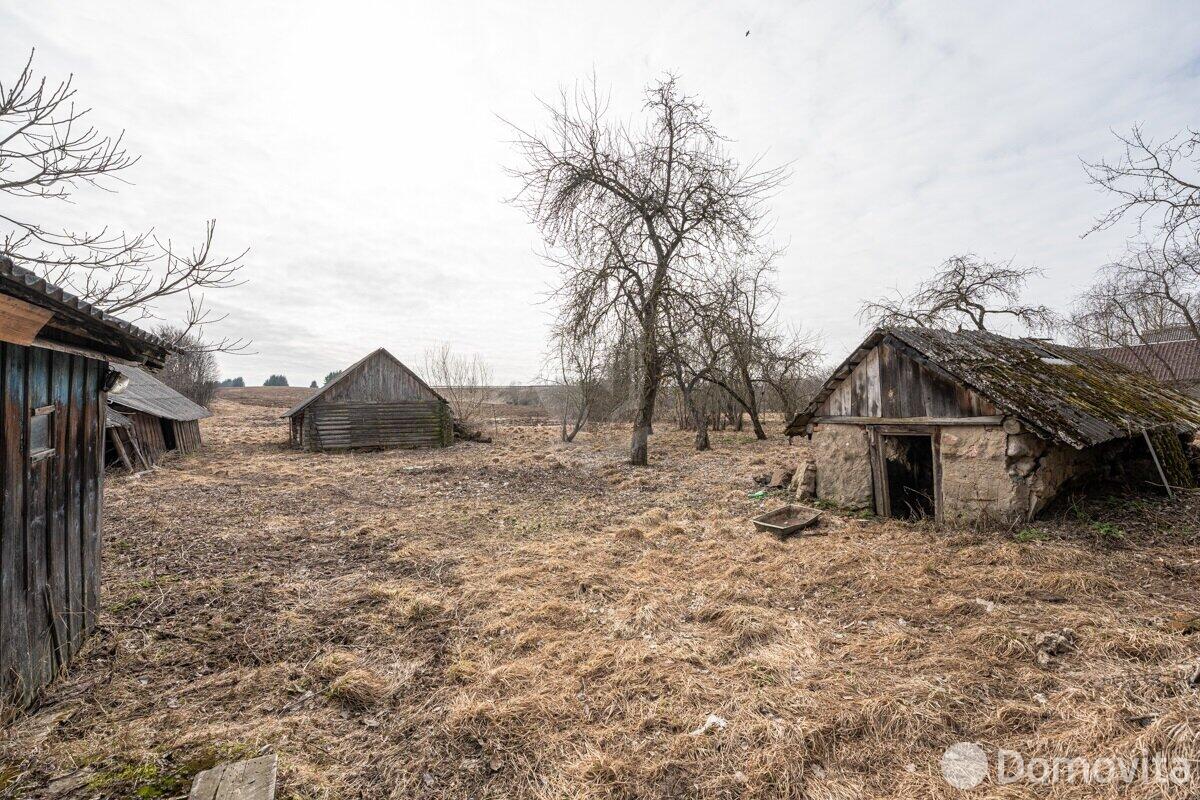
305,401,452,450
819,342,997,420
125,411,167,465
290,350,452,451
1,343,104,709
172,420,202,454
106,411,203,469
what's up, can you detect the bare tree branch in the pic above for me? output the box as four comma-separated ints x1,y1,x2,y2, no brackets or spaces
859,254,1054,333
0,49,248,354
506,74,788,464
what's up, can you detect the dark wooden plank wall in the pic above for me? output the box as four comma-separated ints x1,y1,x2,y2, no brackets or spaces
321,353,440,405
172,420,202,454
1,343,103,709
820,342,997,419
126,411,166,465
307,401,451,450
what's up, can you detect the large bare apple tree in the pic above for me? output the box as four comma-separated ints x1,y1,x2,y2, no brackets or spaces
507,76,786,465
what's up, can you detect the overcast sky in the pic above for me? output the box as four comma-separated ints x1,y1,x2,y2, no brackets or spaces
4,2,1200,385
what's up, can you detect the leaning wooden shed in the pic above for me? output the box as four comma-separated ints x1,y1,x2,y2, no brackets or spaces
785,327,1200,524
0,256,169,709
107,363,210,465
283,348,453,450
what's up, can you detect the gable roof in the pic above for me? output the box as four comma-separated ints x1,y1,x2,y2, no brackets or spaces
0,256,171,367
1090,339,1200,384
282,348,446,418
108,363,212,421
786,327,1200,449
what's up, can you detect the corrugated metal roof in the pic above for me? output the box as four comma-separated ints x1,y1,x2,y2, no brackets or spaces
105,407,132,428
0,256,171,366
786,327,1200,449
283,347,447,418
109,363,212,421
1090,339,1200,383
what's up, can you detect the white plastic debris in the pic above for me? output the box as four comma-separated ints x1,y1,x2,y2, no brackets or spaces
689,713,728,736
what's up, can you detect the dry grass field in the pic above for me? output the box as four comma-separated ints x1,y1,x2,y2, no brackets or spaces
2,388,1200,798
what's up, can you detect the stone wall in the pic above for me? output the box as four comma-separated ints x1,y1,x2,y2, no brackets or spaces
809,421,1117,524
938,426,1023,524
810,425,873,509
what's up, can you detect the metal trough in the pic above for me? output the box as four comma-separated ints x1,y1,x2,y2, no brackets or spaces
751,504,822,537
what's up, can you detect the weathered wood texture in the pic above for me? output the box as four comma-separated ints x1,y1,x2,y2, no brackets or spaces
171,420,202,454
124,410,167,465
819,342,997,419
0,294,53,347
319,352,441,405
305,401,452,450
293,350,451,451
189,754,278,800
1,343,104,710
107,411,202,469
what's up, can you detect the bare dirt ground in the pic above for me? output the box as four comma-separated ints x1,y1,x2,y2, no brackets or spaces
2,392,1199,799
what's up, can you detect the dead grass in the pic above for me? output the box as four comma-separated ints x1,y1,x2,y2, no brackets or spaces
2,394,1199,798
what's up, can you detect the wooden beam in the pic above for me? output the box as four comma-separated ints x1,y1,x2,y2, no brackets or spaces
0,294,52,346
811,415,1005,426
108,428,133,471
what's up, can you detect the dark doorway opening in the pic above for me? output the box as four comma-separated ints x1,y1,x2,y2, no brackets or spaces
882,434,935,519
160,418,177,451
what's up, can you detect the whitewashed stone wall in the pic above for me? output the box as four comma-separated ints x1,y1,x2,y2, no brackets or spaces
809,421,1107,524
811,425,873,509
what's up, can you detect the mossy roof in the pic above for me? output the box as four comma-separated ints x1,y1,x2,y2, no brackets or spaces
786,327,1200,448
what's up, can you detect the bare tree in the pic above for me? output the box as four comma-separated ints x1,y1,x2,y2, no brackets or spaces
663,290,724,451
0,50,247,352
1084,125,1200,249
423,344,492,424
507,75,787,465
152,325,219,407
544,324,607,442
1064,242,1200,381
757,326,825,418
859,254,1054,332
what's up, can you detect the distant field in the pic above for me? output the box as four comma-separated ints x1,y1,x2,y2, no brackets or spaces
217,385,552,424
216,385,317,408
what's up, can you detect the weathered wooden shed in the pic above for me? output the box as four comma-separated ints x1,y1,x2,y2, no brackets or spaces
0,256,169,709
785,327,1200,524
283,348,453,450
107,363,210,466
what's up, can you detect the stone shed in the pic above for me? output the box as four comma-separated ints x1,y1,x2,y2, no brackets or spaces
784,327,1200,524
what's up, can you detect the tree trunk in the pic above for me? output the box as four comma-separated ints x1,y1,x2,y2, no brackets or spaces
631,359,660,466
678,378,709,451
562,404,588,442
691,399,710,451
740,366,768,440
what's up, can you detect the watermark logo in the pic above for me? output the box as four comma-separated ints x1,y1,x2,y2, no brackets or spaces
940,743,988,789
939,743,1194,789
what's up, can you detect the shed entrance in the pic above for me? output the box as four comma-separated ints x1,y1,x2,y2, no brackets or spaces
881,434,935,519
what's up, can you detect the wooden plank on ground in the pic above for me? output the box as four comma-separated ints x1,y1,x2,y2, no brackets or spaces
189,754,277,800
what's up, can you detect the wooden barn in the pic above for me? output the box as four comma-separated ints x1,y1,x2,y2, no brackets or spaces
284,348,453,450
0,256,169,709
106,363,210,467
786,327,1200,524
